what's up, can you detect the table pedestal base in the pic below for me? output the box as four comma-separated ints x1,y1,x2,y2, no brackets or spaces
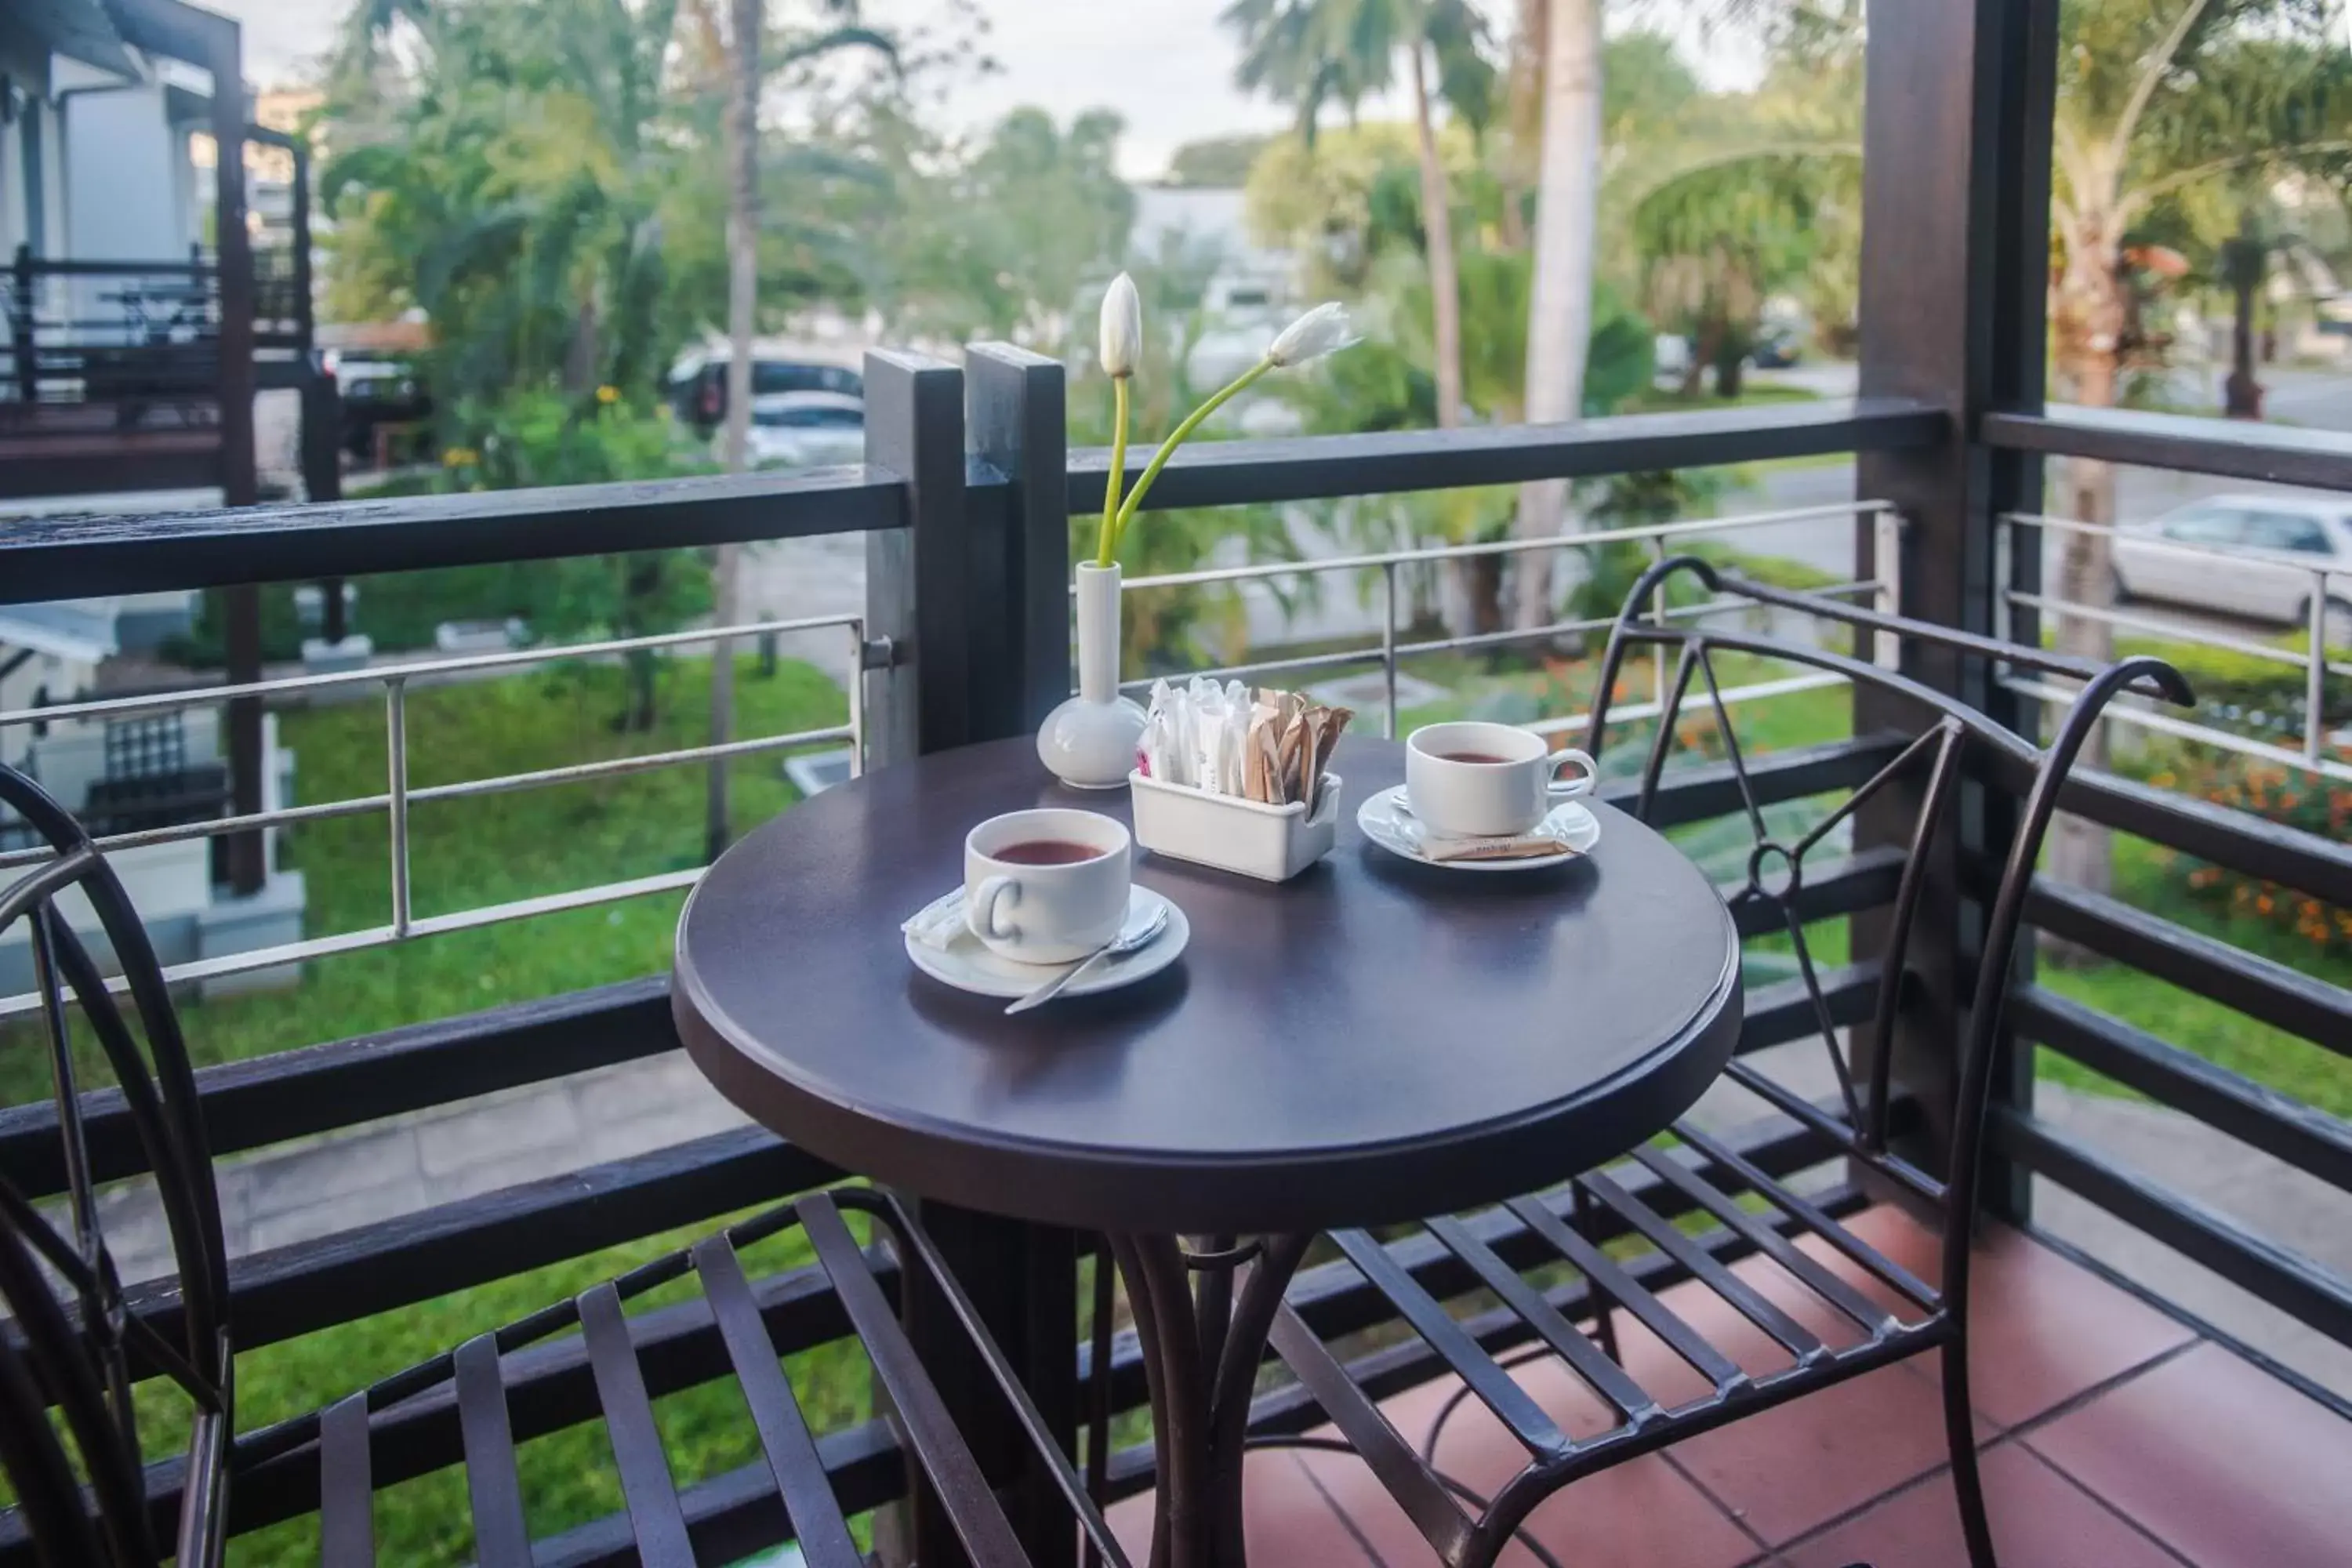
1107,1232,1313,1568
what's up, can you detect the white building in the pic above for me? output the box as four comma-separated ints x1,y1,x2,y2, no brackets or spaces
3,1,210,269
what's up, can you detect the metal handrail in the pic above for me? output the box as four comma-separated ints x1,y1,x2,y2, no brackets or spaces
0,614,867,1018
1108,499,1905,739
1997,511,2345,768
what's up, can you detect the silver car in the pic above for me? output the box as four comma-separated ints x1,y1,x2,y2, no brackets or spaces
2113,495,2352,640
737,391,866,470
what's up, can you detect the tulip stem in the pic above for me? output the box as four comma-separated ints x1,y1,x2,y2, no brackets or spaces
1095,377,1130,567
1112,358,1272,541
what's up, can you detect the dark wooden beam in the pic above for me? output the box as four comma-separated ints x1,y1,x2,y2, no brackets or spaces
1993,1107,2352,1348
1984,404,2352,493
1066,397,1946,515
0,978,675,1200
0,466,910,605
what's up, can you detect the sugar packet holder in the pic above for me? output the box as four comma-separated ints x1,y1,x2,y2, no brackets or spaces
1129,768,1343,883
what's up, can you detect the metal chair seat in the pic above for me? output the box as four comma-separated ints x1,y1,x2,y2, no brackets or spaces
290,1184,1109,1567
1248,561,2194,1568
1263,1127,1952,1565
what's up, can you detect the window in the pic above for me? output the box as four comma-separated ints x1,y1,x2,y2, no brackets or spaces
2158,506,2247,546
2242,512,2338,556
753,404,862,430
751,362,862,397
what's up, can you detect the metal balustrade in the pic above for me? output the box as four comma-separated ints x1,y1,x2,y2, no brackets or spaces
1109,501,1902,738
0,612,869,1016
1998,510,2350,779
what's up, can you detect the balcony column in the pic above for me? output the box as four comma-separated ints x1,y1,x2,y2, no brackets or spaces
1850,0,2058,1219
862,349,1079,1567
194,9,265,894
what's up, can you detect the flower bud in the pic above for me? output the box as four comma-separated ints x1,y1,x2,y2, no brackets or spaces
1267,302,1359,368
1099,271,1142,379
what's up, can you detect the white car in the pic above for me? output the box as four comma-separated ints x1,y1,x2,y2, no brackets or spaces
2113,495,2352,638
737,392,865,470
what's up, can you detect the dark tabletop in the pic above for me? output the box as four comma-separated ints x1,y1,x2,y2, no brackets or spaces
671,735,1742,1234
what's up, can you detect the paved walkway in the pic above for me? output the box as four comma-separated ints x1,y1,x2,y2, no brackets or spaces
96,1051,750,1286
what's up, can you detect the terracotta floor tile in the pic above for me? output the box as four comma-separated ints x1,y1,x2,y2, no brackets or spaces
1947,1225,2194,1428
1107,1446,1388,1566
1662,1362,1955,1547
1777,1443,2181,1568
1742,1203,2194,1432
2025,1341,2352,1568
1291,1410,1759,1568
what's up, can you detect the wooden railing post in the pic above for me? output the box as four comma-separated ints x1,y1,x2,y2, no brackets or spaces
1850,0,2058,1219
10,245,34,405
862,347,1076,1566
967,342,1072,735
860,349,968,768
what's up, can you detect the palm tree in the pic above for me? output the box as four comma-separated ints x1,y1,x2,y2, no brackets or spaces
321,0,687,406
1225,0,1494,434
1632,151,1828,399
1508,0,1601,630
2044,0,2352,900
705,2,893,858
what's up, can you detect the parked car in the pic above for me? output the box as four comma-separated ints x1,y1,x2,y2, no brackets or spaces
666,346,863,434
2114,495,2352,637
321,348,430,459
736,391,866,469
1749,321,1806,369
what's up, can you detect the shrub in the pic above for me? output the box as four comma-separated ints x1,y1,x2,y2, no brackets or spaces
2129,741,2352,951
2116,631,2349,742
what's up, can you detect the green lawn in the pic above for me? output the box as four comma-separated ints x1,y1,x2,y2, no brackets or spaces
2,652,846,1103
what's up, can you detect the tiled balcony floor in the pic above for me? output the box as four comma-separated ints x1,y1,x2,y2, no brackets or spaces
1111,1207,2352,1566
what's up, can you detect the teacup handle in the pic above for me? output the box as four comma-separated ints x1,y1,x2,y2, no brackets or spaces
1545,747,1599,800
966,875,1020,942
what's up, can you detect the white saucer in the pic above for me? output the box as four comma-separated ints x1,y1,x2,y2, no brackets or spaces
1356,785,1600,872
904,886,1189,1000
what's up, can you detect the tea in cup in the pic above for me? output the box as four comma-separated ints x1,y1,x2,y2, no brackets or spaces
964,808,1131,964
1405,721,1596,838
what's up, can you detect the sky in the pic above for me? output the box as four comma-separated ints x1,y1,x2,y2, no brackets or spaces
199,0,1740,181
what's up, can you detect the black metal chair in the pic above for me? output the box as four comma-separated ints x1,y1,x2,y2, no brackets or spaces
0,761,1128,1567
1254,557,2193,1568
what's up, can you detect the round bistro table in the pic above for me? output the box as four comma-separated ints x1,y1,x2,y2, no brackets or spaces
672,735,1742,1568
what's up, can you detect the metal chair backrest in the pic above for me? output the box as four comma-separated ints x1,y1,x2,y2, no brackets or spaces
1584,557,2190,1242
0,761,234,1568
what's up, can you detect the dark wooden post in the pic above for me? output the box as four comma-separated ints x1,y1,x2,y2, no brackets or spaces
200,14,267,895
865,349,1078,1566
967,342,1073,734
9,245,33,405
958,343,1080,1564
1851,0,2059,1217
287,133,316,352
861,349,969,765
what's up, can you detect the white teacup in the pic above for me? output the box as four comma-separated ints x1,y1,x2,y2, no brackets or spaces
1405,722,1598,838
964,808,1132,964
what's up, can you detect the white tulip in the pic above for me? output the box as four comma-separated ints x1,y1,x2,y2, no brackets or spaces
1098,271,1142,379
1266,302,1359,368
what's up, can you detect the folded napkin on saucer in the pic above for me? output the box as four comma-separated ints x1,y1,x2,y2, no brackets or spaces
1414,826,1583,863
901,889,967,949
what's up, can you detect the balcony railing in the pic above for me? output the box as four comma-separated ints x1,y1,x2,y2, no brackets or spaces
0,352,2348,1561
2,245,310,419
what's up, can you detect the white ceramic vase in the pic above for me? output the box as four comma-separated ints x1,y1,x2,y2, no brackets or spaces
1037,561,1148,789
